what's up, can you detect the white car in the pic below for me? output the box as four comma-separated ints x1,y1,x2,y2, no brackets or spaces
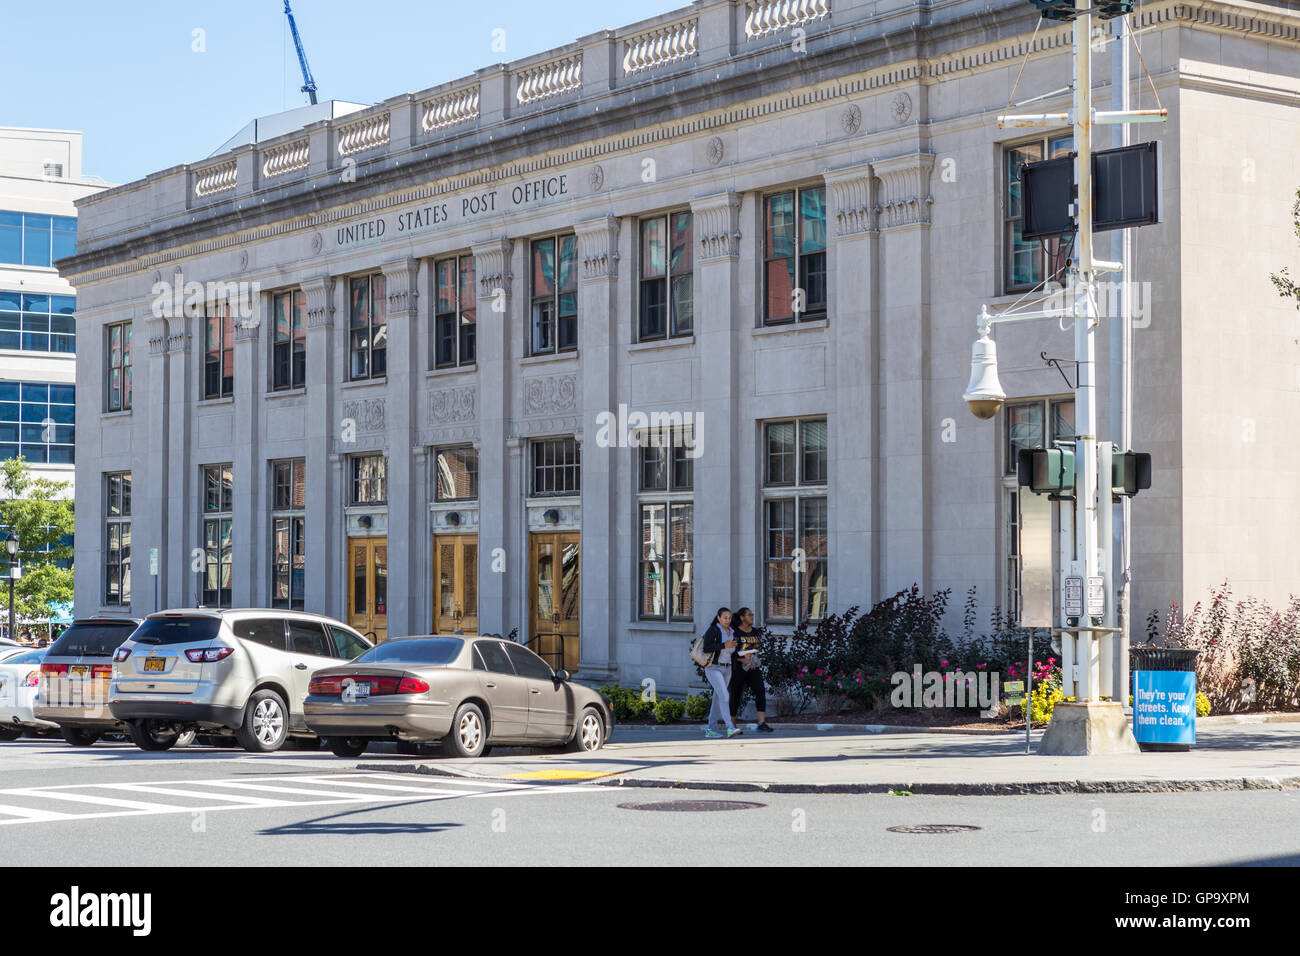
0,648,56,740
109,609,373,753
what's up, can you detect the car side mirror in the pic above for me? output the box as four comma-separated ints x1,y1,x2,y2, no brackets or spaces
555,669,570,682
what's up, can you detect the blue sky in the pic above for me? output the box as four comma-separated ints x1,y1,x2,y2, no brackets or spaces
3,0,677,185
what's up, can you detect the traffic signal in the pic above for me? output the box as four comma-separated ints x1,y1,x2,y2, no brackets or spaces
1111,451,1152,496
1097,1,1135,19
1018,447,1076,494
1029,0,1079,21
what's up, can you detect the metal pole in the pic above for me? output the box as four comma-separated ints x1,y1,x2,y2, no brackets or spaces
7,576,13,644
1114,13,1134,713
1072,0,1101,701
1026,627,1033,754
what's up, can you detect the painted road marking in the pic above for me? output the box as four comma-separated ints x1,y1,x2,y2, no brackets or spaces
0,771,598,827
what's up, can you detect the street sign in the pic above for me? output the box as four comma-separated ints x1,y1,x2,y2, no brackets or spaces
150,548,159,576
1087,575,1105,616
1064,575,1084,617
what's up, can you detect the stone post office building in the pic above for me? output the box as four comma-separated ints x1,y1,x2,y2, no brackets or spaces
63,0,1300,691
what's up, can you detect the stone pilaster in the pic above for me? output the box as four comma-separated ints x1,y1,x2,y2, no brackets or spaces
300,273,336,617
230,292,263,606
164,314,196,608
873,151,935,596
689,190,742,626
823,161,879,608
471,238,513,637
574,216,620,679
381,256,421,637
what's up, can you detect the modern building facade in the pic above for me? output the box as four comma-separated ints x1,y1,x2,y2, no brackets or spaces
62,0,1300,692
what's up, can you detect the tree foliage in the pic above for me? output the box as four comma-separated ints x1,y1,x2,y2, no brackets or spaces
0,457,75,622
1270,188,1300,309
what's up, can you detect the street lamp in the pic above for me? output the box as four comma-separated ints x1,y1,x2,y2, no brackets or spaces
5,532,17,643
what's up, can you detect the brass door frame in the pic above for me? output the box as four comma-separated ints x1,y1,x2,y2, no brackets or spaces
347,536,388,643
528,531,580,673
433,533,478,634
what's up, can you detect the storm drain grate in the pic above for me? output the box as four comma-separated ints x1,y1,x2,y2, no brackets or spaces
887,824,982,834
618,800,766,812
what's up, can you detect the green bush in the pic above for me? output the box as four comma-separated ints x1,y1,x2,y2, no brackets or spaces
597,684,657,720
653,697,685,723
684,693,711,721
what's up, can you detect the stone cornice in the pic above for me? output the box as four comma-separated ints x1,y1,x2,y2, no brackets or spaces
873,152,936,229
471,239,513,299
690,191,742,261
574,216,621,281
823,161,877,237
61,2,1300,285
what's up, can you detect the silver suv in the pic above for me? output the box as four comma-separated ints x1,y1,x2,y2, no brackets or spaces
109,609,372,753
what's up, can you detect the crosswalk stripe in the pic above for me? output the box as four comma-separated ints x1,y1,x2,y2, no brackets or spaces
182,781,379,799
284,778,481,796
0,789,184,812
98,783,298,806
0,804,76,822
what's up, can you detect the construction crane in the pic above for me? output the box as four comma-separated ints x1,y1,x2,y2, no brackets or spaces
283,1,318,105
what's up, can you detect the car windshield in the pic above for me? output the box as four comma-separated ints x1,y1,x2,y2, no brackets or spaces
48,623,139,658
352,638,463,666
132,617,222,645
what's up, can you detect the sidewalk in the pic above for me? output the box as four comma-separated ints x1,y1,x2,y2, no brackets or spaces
358,715,1300,795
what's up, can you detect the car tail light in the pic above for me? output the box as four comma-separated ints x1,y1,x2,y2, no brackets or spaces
40,663,68,675
92,665,113,679
113,647,132,662
397,677,430,694
185,646,235,663
22,670,40,688
308,675,429,695
309,675,345,695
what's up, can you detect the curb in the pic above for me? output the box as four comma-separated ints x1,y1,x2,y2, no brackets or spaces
590,774,1300,796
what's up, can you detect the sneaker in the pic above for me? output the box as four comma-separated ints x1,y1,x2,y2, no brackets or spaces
757,722,775,733
726,727,744,738
704,729,722,739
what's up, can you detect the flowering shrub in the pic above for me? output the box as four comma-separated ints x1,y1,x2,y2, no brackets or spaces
1195,692,1211,717
1151,582,1300,713
1029,682,1064,725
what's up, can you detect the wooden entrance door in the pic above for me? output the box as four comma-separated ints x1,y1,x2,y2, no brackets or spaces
529,531,580,672
433,534,478,634
348,537,388,643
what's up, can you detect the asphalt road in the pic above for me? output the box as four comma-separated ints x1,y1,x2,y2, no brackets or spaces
2,737,1298,865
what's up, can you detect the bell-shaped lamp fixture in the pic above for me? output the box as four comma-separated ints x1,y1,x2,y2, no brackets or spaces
963,332,1005,420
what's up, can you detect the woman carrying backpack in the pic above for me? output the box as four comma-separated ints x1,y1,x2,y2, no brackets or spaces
699,607,743,738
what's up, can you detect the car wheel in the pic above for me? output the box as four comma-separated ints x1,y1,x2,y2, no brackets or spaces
328,737,368,758
442,702,487,758
236,690,290,753
565,707,605,753
128,719,183,752
60,727,100,747
0,726,21,742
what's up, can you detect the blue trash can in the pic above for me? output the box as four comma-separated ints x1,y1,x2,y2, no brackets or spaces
1129,646,1199,752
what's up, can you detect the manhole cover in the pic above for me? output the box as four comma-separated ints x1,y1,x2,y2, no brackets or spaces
618,800,765,812
887,824,982,834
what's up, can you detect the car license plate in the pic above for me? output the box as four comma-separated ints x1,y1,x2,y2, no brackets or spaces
347,682,370,700
143,658,166,672
70,665,90,678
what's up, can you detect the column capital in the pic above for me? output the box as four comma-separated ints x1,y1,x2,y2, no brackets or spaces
301,273,335,329
573,215,620,281
471,238,514,300
380,257,420,316
823,161,878,237
689,190,741,261
872,152,936,229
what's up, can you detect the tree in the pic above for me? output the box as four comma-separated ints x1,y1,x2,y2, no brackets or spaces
1270,188,1300,309
0,457,75,623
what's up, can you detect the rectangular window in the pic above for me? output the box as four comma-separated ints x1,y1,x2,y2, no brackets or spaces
200,464,233,608
434,446,478,501
764,186,826,324
1003,135,1073,292
0,380,76,464
349,273,387,380
638,211,693,340
106,321,132,411
271,290,306,391
271,459,306,610
203,304,234,399
763,417,829,625
104,472,131,606
530,235,577,355
434,255,476,369
351,454,387,505
529,437,580,497
0,291,76,354
637,427,695,621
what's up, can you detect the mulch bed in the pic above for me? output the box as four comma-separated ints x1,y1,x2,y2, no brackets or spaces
617,709,1026,733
